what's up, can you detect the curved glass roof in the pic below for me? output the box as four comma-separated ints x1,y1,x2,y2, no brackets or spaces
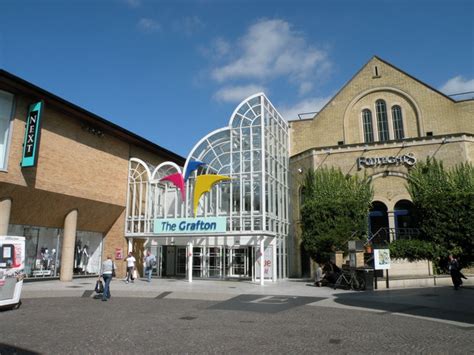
186,93,264,178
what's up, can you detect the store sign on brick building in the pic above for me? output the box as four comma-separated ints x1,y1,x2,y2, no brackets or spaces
21,101,44,168
357,153,416,170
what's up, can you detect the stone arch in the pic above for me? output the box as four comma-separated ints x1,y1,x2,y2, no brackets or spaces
343,87,424,143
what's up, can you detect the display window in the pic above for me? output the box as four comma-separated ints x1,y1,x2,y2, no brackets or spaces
7,224,103,278
73,231,103,275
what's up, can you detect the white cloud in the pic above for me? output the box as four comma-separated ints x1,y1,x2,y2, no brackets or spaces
440,76,474,96
174,16,205,36
198,37,230,60
214,84,267,103
137,18,161,33
210,19,330,93
277,96,331,121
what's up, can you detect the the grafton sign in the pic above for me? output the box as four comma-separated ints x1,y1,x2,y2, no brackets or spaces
153,217,227,234
357,153,416,170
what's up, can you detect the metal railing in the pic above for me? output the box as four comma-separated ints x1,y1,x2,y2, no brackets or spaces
366,227,421,247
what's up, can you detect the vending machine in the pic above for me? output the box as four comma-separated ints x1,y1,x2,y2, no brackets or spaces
0,236,25,310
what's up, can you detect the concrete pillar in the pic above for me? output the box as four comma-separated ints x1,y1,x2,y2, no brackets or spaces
60,209,78,282
0,198,12,235
388,211,396,242
260,238,265,286
333,251,344,268
187,240,193,283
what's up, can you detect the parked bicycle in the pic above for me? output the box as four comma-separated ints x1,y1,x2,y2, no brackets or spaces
333,269,366,291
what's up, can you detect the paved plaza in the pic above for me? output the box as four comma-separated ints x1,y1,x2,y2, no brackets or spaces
1,278,473,354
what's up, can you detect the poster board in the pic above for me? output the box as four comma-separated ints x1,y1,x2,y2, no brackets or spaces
374,249,391,270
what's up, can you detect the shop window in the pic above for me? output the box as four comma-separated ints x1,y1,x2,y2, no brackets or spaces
0,90,14,170
362,109,374,143
391,105,405,140
8,224,103,278
375,100,389,141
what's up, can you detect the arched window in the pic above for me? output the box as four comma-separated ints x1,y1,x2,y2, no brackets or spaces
392,105,404,140
376,100,389,141
369,201,389,245
362,109,374,143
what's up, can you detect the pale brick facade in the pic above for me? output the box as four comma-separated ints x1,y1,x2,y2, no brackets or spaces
0,70,184,279
288,57,473,277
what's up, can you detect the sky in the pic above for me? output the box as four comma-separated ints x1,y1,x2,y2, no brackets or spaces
0,0,473,158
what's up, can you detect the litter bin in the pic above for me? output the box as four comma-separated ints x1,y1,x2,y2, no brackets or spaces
356,268,374,291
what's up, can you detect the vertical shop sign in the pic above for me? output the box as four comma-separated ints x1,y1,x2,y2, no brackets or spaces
21,101,44,168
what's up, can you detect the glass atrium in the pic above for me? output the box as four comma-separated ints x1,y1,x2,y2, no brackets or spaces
126,94,289,282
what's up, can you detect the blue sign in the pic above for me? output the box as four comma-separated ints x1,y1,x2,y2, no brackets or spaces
153,217,227,234
21,101,44,168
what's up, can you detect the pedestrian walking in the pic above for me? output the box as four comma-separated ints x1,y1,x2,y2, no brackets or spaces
100,255,116,301
314,262,324,287
448,254,466,290
144,250,156,282
124,252,136,283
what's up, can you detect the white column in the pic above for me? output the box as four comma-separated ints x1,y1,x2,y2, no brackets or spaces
0,198,12,235
388,211,396,242
60,209,78,282
260,237,265,286
187,240,193,283
272,239,277,282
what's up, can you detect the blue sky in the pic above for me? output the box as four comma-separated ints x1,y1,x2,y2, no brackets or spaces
1,0,473,158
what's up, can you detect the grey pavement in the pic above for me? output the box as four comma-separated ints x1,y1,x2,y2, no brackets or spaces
1,287,473,354
19,277,474,328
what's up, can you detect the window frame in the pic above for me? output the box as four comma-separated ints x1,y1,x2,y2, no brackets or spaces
391,105,405,140
0,90,16,172
375,99,390,142
362,109,374,143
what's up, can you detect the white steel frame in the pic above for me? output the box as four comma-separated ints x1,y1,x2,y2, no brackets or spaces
125,93,289,279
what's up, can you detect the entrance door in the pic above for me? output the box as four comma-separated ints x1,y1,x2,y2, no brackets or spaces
165,246,176,276
176,247,186,276
207,247,222,278
193,247,203,278
228,247,249,277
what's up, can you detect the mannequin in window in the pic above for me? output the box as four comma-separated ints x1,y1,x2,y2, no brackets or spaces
81,245,89,273
50,248,57,271
42,248,50,269
75,240,82,269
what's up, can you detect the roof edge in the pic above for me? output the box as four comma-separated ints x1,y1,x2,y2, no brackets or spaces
0,69,185,164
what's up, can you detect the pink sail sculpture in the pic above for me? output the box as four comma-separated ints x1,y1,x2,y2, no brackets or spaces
160,173,185,201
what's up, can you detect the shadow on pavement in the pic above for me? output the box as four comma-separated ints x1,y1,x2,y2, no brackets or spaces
0,344,39,355
331,286,474,326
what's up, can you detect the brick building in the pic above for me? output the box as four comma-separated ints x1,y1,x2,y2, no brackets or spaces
0,70,184,281
289,57,473,277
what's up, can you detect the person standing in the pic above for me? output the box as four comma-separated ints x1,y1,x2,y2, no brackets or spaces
144,250,156,283
125,252,136,284
100,255,116,301
448,255,463,290
314,262,324,287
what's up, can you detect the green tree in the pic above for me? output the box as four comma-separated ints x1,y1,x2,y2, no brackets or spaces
300,168,373,263
407,158,474,267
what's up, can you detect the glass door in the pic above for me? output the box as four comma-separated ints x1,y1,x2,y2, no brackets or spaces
230,247,249,277
193,247,203,278
176,247,186,276
207,247,222,278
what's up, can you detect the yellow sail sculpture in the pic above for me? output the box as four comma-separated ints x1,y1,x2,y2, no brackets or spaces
193,174,231,215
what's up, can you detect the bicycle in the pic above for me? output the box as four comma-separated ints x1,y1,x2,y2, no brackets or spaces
333,269,366,291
